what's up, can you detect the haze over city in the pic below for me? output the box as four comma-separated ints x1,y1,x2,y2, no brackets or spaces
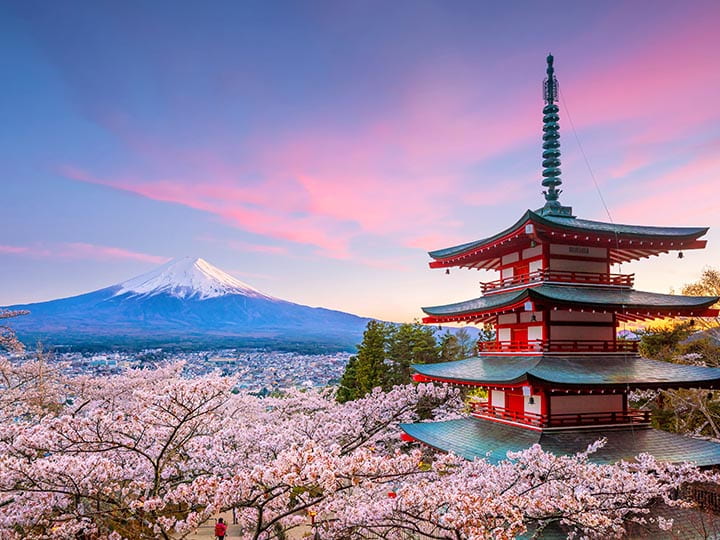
1,0,719,322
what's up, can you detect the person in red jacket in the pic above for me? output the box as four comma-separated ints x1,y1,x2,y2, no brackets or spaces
214,517,228,540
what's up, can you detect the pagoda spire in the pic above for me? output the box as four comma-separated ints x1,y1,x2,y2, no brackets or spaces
538,54,573,217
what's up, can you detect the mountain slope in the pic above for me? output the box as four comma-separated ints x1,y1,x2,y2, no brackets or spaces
4,257,373,350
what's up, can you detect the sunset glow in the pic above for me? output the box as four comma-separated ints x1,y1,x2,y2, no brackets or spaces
1,1,719,322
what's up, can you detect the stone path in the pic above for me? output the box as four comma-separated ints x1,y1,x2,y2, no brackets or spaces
187,511,312,539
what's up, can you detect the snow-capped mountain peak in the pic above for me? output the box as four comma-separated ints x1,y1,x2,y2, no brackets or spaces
114,257,273,300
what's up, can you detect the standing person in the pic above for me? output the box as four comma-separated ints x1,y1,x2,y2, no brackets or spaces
214,517,228,540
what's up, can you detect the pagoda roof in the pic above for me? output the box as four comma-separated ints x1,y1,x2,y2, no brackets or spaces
422,284,719,323
412,355,720,389
399,417,720,466
428,210,708,268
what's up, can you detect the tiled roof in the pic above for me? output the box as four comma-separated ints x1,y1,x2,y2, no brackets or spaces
544,214,709,238
400,417,720,466
428,210,708,260
421,284,718,316
413,355,720,389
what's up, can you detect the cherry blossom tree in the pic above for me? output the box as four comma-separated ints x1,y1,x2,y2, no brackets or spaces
0,363,714,539
0,309,28,354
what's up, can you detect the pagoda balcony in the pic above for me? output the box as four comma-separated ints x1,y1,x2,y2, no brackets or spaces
477,339,639,354
480,269,634,294
469,401,651,429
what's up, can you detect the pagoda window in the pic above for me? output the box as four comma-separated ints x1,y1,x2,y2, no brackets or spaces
501,267,514,279
549,325,614,341
551,394,623,415
524,394,542,416
519,311,543,323
498,313,518,325
550,311,612,323
522,245,543,260
528,259,543,273
501,252,520,265
549,244,608,259
497,328,512,342
548,257,608,274
527,325,543,341
490,390,505,408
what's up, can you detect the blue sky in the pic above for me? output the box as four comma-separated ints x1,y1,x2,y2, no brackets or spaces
1,0,719,321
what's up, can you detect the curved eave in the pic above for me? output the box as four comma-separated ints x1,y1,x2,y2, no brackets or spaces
539,214,708,240
413,356,538,386
427,210,709,269
428,211,532,262
422,288,529,322
400,418,720,466
422,285,719,324
412,355,720,390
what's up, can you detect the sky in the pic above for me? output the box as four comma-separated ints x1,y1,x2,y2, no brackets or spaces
1,0,719,323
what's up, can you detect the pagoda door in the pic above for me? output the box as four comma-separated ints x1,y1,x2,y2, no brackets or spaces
511,327,528,350
505,392,524,421
515,262,530,283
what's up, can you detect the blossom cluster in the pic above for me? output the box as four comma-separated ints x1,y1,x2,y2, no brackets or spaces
0,361,712,539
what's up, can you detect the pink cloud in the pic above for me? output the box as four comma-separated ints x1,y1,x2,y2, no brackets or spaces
0,242,168,264
58,11,720,263
224,239,288,256
57,243,170,264
611,143,720,225
0,245,32,255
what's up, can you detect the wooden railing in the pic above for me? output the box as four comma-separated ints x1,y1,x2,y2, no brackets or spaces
470,401,651,428
477,339,639,354
480,269,634,293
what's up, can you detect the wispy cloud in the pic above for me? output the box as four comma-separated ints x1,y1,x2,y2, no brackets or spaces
56,6,720,265
0,245,34,255
0,242,168,264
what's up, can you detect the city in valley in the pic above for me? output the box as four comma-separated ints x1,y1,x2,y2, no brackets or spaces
19,348,351,394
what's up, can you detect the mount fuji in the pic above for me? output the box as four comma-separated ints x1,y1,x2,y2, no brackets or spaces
4,257,374,351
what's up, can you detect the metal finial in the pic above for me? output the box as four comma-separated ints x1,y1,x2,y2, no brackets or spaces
544,54,557,105
541,53,563,210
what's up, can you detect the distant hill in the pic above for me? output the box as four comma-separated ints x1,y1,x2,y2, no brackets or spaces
4,257,376,351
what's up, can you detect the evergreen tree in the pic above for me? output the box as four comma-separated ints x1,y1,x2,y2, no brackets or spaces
456,328,475,357
386,323,439,386
339,321,444,401
438,332,463,362
336,355,359,403
337,321,390,402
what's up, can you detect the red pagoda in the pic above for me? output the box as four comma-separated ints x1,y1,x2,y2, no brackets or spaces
400,55,720,466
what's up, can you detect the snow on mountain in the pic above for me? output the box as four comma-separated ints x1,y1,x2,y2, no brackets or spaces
114,257,275,300
4,256,479,350
4,256,372,349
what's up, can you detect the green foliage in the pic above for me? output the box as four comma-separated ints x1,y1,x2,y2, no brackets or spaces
438,332,462,363
338,321,453,402
638,321,695,362
337,321,390,403
336,355,359,403
438,327,477,362
386,323,439,387
476,324,496,343
336,321,492,402
639,268,720,438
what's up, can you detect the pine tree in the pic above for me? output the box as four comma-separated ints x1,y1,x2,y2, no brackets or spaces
454,327,477,357
338,321,443,401
337,320,390,402
387,323,439,386
438,332,463,362
336,355,359,403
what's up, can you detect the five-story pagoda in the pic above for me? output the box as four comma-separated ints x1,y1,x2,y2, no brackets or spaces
400,55,720,466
